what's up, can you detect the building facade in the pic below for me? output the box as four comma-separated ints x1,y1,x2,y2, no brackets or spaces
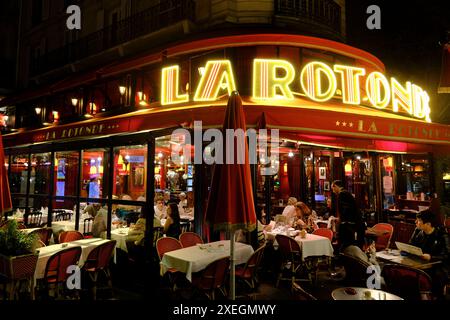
2,0,449,254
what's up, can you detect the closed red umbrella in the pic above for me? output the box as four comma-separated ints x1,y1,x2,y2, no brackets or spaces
0,133,12,217
204,91,257,299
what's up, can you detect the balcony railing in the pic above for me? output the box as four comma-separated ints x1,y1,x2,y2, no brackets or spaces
274,0,341,35
30,0,195,76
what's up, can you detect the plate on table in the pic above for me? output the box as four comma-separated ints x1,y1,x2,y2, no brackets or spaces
344,288,357,295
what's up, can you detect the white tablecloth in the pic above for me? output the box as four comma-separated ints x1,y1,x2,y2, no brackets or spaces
267,230,333,260
34,238,111,280
161,240,254,281
294,233,334,260
51,220,78,233
332,287,403,300
20,228,42,235
110,228,130,252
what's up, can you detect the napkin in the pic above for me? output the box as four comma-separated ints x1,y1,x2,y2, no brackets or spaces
16,208,24,217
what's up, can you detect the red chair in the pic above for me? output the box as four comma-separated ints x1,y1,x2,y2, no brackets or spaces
275,234,304,288
0,253,38,300
156,237,183,289
39,246,82,299
381,264,433,300
235,244,265,291
179,232,203,248
192,257,230,300
339,252,372,287
59,230,84,243
82,240,117,300
156,237,182,260
30,228,53,246
445,217,450,234
312,228,333,242
371,223,394,251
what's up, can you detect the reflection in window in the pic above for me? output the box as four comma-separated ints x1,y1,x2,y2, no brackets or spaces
10,154,29,194
155,135,195,218
113,145,147,201
81,149,108,199
55,151,79,198
380,155,395,209
30,153,51,195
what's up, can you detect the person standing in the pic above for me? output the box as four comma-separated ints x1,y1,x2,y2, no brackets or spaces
331,180,365,250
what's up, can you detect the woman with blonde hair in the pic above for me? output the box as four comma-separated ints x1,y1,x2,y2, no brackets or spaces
282,197,297,225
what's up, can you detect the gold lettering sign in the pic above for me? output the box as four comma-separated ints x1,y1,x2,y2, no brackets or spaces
45,124,105,141
161,59,432,122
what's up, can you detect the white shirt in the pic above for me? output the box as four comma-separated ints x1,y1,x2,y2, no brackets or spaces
178,199,187,215
154,205,166,220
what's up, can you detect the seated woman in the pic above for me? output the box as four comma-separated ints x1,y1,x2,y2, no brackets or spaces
154,196,167,220
282,197,297,225
127,213,146,246
164,203,181,239
293,202,318,232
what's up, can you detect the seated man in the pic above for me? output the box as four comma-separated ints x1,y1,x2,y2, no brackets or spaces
343,241,378,266
92,205,107,238
409,210,450,299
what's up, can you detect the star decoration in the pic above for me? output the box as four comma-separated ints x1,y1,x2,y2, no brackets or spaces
349,122,353,127
342,122,347,127
336,121,340,126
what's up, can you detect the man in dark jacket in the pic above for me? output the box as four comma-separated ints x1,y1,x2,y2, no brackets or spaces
331,180,366,250
409,209,450,299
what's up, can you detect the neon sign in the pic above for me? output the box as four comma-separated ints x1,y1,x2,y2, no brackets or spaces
161,59,431,122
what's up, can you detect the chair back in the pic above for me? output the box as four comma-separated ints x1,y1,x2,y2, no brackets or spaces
180,221,191,233
179,232,203,248
59,230,84,243
83,218,94,236
312,228,333,241
53,210,71,221
156,237,182,260
196,257,230,291
83,240,117,270
276,234,301,258
30,228,52,246
372,223,394,250
238,244,265,279
339,252,372,287
26,211,42,227
292,282,317,300
7,254,39,280
445,217,450,234
44,246,82,283
153,226,164,247
381,264,433,300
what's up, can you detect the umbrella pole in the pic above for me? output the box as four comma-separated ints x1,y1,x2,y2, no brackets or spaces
230,230,236,300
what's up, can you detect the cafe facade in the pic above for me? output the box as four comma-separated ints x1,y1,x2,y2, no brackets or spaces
3,33,450,239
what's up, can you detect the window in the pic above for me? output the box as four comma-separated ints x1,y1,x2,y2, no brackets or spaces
32,0,43,26
54,151,79,198
113,145,147,201
80,148,109,200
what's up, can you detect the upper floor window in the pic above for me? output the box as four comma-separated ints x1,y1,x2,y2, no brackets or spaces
31,0,43,27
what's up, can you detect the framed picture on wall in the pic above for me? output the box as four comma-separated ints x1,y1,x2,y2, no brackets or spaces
319,167,327,179
324,181,330,191
133,167,144,186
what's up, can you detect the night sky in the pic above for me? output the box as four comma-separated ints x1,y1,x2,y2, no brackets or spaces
346,0,450,124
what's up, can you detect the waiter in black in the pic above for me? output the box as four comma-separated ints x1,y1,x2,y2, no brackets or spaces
331,180,366,250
